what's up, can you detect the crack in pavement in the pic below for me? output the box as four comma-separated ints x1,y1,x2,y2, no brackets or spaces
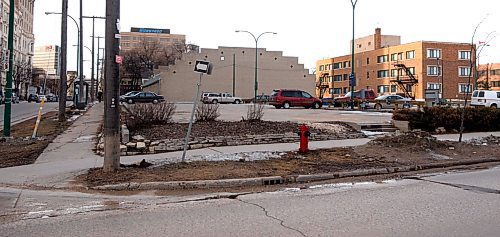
406,177,500,195
237,198,307,237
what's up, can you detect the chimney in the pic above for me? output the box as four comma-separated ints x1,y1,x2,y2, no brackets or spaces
374,28,382,50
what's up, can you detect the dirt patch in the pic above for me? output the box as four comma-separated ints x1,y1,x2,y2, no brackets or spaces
78,133,500,187
131,121,357,140
0,112,72,168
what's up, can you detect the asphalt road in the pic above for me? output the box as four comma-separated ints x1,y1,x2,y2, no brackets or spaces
1,167,499,236
0,101,61,131
172,103,393,124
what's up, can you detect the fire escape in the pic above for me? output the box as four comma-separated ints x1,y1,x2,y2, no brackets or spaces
316,72,330,99
391,64,418,99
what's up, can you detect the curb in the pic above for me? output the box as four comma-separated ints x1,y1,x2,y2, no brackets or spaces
90,158,500,191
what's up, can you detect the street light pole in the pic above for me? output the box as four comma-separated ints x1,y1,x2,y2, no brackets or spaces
2,0,15,137
235,30,276,101
96,36,103,98
350,0,358,110
78,0,85,107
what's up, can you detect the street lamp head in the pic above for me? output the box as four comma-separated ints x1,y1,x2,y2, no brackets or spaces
45,12,58,15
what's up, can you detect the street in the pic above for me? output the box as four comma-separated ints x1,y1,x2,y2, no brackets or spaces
1,166,499,236
0,102,62,131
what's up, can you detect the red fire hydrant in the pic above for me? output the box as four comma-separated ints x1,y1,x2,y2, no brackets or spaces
298,124,311,154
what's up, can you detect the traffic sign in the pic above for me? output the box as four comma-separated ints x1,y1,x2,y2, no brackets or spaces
349,73,356,87
194,60,212,75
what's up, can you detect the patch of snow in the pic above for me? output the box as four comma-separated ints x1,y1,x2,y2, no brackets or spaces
281,188,301,193
74,135,96,143
361,131,388,136
152,151,286,167
68,115,80,122
381,179,397,184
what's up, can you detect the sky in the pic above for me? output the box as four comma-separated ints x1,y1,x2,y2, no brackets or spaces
34,0,500,78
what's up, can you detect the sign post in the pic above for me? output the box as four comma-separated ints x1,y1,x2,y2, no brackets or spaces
181,60,212,163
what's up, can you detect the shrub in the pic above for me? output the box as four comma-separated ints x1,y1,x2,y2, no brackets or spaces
245,103,265,122
127,103,176,129
393,107,500,132
195,103,220,122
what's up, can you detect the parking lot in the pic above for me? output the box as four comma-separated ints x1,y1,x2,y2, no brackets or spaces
172,103,393,124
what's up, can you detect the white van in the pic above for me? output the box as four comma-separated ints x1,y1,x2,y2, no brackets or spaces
471,90,500,108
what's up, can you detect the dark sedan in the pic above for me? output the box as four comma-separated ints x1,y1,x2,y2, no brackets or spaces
120,92,165,104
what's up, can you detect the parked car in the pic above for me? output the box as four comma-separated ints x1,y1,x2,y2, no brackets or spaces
243,94,270,104
367,95,412,110
37,95,47,103
120,91,165,104
28,94,38,103
333,89,377,107
47,93,58,102
269,89,322,109
202,92,242,104
471,90,500,108
11,93,19,104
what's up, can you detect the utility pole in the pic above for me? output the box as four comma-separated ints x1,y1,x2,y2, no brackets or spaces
232,53,235,96
82,16,105,102
96,36,103,98
350,0,358,110
58,0,68,122
2,0,14,137
104,0,121,171
78,0,84,107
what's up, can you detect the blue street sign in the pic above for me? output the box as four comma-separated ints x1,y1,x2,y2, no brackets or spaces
349,73,356,87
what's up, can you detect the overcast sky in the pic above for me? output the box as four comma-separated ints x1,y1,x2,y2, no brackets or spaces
35,0,500,77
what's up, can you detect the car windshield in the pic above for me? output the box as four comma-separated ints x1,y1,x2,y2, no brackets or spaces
271,90,279,97
124,91,140,96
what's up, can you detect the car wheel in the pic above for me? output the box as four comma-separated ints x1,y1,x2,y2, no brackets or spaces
212,99,218,104
127,99,134,104
283,102,291,109
375,103,382,111
312,102,321,109
491,104,498,109
234,100,241,104
152,99,159,104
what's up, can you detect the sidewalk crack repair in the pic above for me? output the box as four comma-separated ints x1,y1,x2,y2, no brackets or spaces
236,198,307,237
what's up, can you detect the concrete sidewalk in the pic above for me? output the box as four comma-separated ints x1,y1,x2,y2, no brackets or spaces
1,102,499,190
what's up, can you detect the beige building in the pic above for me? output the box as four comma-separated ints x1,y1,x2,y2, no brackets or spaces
0,0,35,97
317,28,475,100
478,63,500,90
32,45,59,75
120,27,186,52
143,46,315,101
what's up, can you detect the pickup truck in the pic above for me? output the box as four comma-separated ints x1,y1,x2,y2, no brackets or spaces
202,92,243,104
333,89,377,107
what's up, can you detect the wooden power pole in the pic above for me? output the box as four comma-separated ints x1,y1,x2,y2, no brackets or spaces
58,0,68,122
103,0,121,171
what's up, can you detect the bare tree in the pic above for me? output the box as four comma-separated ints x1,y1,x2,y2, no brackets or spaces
13,60,32,97
121,39,189,89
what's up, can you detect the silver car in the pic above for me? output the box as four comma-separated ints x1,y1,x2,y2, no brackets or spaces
368,95,412,110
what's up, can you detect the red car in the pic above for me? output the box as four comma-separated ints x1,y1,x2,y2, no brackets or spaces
333,89,377,106
269,89,322,109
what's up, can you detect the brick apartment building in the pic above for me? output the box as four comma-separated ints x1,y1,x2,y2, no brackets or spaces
478,63,500,91
316,28,476,100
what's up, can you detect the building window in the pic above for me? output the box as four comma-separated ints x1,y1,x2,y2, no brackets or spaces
332,88,343,95
343,87,349,94
458,51,471,60
343,74,348,81
377,70,389,78
406,50,415,59
459,67,471,77
328,64,333,70
378,85,390,94
458,84,473,93
427,83,442,90
367,71,370,79
333,62,342,69
333,75,343,82
427,66,441,76
366,57,370,65
220,56,225,61
343,61,351,68
391,53,398,61
390,69,399,78
407,67,416,75
398,52,403,60
319,65,324,71
427,48,441,58
391,85,398,93
377,55,388,63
